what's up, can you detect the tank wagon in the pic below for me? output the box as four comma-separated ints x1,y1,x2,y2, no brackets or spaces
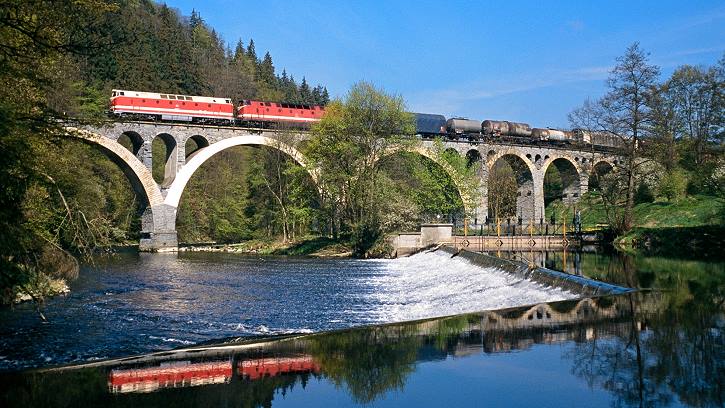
482,120,532,137
531,128,569,142
446,117,482,140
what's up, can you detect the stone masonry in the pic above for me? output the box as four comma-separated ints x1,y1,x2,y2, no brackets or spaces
65,122,620,251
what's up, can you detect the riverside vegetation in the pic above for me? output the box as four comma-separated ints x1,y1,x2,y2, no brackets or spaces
0,1,722,307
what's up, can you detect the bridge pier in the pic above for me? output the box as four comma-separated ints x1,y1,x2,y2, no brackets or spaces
139,204,179,252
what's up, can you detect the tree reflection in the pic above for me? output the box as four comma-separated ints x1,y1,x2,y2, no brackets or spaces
2,254,722,407
307,316,475,403
566,254,724,407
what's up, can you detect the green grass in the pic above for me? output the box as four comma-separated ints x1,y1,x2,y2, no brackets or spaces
545,193,724,230
546,193,724,258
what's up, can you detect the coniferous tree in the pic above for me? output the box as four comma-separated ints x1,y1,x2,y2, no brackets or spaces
299,77,312,104
233,39,245,62
246,39,257,62
259,52,276,87
189,9,203,30
320,87,330,105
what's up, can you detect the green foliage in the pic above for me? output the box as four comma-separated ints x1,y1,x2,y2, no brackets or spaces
657,168,688,201
634,181,655,204
543,165,563,206
305,82,415,255
488,160,518,220
377,151,465,227
0,0,135,306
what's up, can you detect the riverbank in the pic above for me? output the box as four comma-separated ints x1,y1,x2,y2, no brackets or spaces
546,193,724,258
13,278,69,304
179,236,353,257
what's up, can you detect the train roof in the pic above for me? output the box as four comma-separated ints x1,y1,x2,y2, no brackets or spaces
111,89,232,104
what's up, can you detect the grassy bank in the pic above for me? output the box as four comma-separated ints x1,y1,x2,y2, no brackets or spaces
546,193,724,258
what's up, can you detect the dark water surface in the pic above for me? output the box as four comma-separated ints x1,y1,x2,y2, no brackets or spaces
0,249,723,407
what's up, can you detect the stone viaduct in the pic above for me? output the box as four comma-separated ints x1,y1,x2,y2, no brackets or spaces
63,121,620,251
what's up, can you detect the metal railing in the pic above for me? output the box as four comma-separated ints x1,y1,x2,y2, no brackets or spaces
456,218,583,237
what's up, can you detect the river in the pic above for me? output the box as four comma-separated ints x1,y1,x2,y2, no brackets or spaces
0,250,574,371
0,249,722,407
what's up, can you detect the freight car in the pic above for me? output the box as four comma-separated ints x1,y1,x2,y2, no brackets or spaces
531,128,569,143
482,120,532,137
571,129,623,150
413,113,447,138
446,117,482,140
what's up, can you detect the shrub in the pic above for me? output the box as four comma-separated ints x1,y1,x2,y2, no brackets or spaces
658,169,688,201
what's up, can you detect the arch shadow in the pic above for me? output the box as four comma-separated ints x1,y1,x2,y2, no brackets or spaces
153,133,178,188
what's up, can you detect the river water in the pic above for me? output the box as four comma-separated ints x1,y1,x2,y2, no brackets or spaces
0,249,722,407
0,250,574,371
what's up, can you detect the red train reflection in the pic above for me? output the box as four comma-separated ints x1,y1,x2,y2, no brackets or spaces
238,356,320,380
108,356,319,394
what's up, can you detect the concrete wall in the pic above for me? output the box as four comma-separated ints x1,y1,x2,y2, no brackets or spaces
420,224,453,246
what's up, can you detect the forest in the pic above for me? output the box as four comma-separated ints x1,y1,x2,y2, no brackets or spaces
0,0,336,304
0,0,468,304
0,0,722,305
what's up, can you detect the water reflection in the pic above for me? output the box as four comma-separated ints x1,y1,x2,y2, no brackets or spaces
1,252,722,407
108,356,320,394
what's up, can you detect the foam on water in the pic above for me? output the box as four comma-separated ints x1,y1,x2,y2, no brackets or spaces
361,251,576,322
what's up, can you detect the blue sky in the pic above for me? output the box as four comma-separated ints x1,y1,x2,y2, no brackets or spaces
165,0,723,128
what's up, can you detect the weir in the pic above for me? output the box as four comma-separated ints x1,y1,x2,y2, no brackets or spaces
390,223,588,256
436,246,633,297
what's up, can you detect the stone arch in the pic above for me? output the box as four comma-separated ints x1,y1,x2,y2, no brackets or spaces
486,150,538,221
152,133,178,187
589,160,614,191
183,134,210,160
443,147,460,160
117,131,144,156
486,149,536,176
164,135,317,209
541,156,583,206
62,127,163,207
465,149,482,168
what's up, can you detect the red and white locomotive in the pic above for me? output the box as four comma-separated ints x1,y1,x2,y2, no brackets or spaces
109,89,326,127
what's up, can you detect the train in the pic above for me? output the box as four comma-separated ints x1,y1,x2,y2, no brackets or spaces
109,89,622,150
413,114,623,150
109,89,325,127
